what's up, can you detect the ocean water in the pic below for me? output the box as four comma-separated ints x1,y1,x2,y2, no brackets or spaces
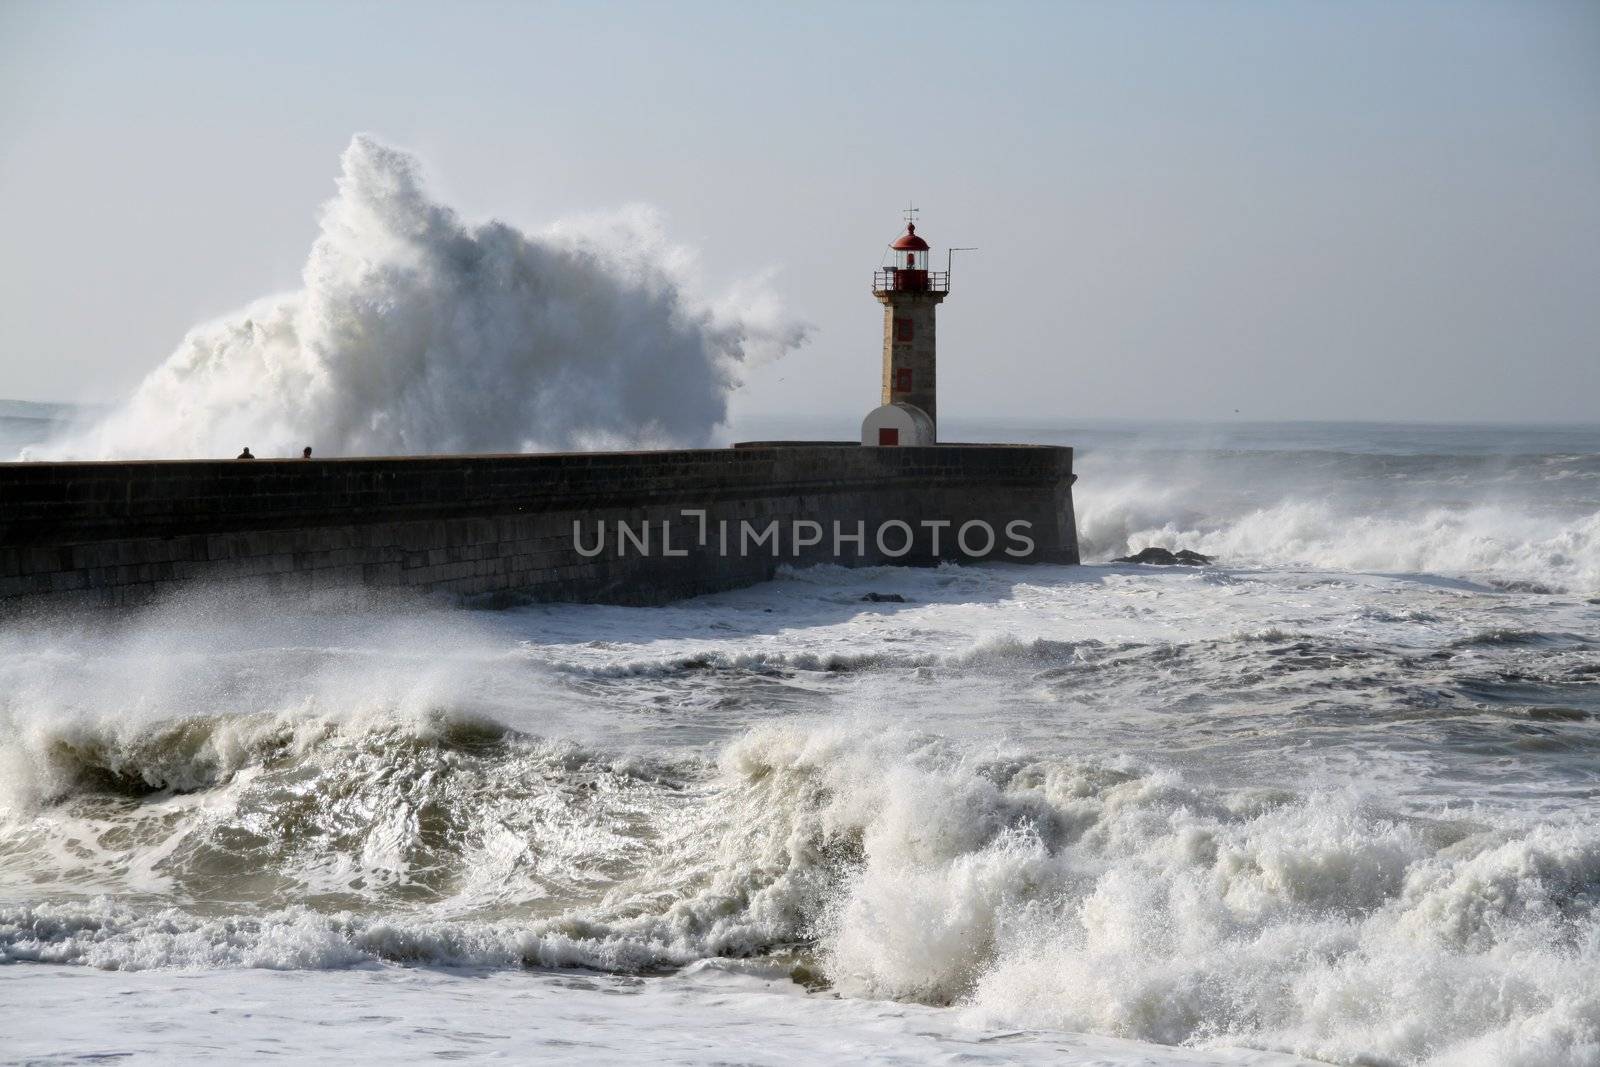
2,417,1598,1066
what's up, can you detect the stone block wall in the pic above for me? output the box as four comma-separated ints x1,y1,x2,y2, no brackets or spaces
0,444,1077,610
877,291,945,427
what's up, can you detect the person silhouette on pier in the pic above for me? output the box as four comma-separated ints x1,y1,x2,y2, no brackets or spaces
236,447,255,459
302,446,313,459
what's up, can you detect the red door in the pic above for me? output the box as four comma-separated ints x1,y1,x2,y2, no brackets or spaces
878,427,900,446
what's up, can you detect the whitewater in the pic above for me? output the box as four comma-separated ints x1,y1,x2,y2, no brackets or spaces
2,418,1598,1065
3,142,1599,1066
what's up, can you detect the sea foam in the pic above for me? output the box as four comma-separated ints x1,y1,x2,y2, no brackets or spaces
1075,451,1600,594
3,711,1596,1066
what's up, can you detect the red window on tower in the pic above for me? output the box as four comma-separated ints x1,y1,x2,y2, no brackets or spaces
894,367,913,393
878,427,900,446
895,318,914,343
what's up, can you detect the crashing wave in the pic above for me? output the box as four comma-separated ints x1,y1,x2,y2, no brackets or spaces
2,716,1596,1065
29,136,806,460
1074,452,1600,594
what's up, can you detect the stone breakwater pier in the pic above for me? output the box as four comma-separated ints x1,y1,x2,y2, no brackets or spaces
0,444,1078,610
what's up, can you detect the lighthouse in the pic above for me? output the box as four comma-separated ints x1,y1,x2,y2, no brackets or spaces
861,211,949,447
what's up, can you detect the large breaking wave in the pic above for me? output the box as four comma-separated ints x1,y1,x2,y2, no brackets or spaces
2,712,1596,1067
33,136,805,460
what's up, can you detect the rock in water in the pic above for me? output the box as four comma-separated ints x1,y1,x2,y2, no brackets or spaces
1113,547,1214,566
861,592,908,603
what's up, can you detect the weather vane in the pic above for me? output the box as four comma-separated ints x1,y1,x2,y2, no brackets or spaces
903,203,920,227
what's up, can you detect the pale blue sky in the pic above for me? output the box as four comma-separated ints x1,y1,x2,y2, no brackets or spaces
2,0,1597,422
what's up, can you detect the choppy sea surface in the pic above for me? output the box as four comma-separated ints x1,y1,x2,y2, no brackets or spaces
2,416,1598,1066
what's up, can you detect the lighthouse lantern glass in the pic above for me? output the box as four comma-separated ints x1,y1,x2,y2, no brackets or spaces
899,249,928,271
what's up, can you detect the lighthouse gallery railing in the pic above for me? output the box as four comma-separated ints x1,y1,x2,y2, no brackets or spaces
872,269,950,294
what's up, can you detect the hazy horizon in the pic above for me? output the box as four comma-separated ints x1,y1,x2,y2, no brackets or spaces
3,0,1597,426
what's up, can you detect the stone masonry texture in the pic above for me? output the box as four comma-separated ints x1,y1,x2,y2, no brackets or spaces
878,291,945,427
0,444,1078,610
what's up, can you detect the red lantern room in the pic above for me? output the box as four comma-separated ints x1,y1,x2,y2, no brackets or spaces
887,223,930,291
892,223,930,270
874,216,949,296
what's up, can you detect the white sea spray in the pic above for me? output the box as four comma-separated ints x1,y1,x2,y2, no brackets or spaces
30,136,805,461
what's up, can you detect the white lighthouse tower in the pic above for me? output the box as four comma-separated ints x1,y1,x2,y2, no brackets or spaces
861,210,949,447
